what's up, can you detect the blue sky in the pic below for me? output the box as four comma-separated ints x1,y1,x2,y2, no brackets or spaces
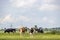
0,0,60,28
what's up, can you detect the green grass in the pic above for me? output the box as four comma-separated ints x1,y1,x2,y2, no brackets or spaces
0,31,60,40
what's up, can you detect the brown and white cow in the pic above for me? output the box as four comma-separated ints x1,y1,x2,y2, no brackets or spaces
19,27,26,35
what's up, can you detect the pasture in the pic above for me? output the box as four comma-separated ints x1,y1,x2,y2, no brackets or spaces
0,31,60,40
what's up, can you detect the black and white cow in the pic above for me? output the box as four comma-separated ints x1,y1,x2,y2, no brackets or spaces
34,27,44,33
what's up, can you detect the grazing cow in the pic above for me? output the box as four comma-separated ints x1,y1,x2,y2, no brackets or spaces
4,28,16,33
29,28,34,37
34,27,44,33
19,27,26,34
30,28,34,35
37,28,44,33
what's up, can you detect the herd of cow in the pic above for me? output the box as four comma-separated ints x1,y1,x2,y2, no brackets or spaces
4,27,44,35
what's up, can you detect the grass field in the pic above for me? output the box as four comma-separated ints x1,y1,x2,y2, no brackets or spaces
0,31,60,40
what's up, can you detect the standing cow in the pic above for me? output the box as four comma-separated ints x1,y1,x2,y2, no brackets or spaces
4,28,16,33
19,27,26,35
37,27,44,33
30,28,34,35
34,27,44,33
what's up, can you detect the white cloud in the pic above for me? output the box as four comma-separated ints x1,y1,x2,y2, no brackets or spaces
0,14,15,23
38,4,60,11
0,18,2,22
48,20,55,24
42,17,48,22
0,14,32,23
42,17,55,24
3,15,11,21
38,0,60,11
42,0,55,3
1,14,12,23
19,16,31,22
10,0,37,8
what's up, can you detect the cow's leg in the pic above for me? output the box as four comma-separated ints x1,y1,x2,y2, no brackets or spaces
12,31,15,33
7,31,10,33
4,31,6,33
